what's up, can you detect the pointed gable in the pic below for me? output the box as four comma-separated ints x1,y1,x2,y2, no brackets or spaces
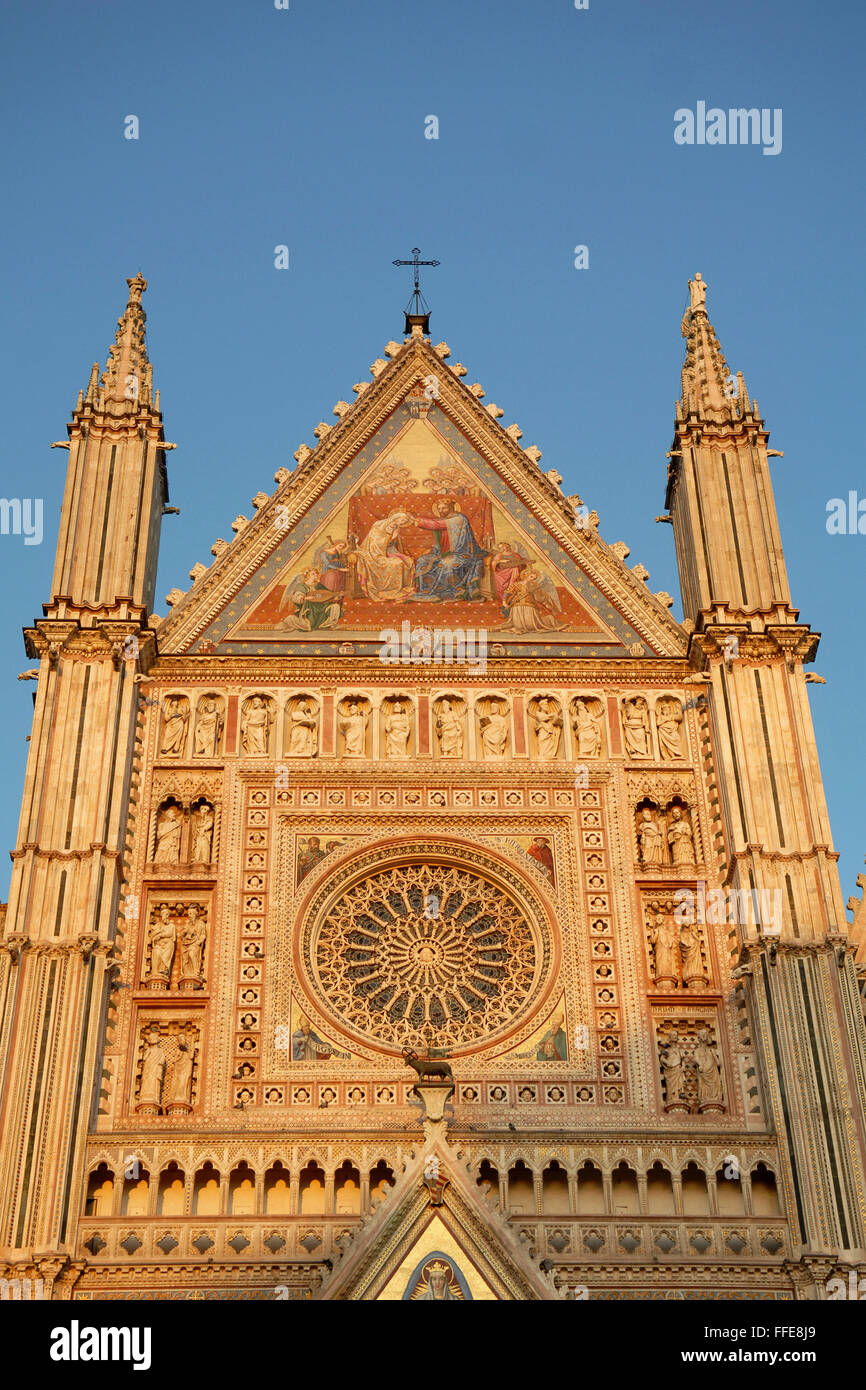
156,332,686,660
317,1136,562,1301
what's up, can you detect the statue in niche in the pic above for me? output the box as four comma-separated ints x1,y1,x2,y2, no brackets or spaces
148,905,177,981
692,1028,724,1109
153,803,183,863
649,909,679,987
637,807,666,866
531,697,562,759
435,698,465,758
241,695,272,755
339,698,370,757
160,696,189,757
668,805,695,865
191,802,214,863
180,904,207,981
622,697,651,758
286,697,318,757
679,919,705,989
656,698,684,760
193,695,223,757
138,1031,165,1107
166,1038,194,1107
478,699,509,759
659,1029,685,1106
572,697,603,759
383,700,412,758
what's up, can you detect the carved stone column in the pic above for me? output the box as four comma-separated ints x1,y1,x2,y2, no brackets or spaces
706,1173,719,1216
671,1176,684,1216
601,1173,613,1214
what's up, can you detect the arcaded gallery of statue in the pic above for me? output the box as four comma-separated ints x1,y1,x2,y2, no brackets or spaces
0,272,864,1301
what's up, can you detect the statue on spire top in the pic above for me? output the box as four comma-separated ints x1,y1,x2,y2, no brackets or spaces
689,272,707,310
126,272,147,304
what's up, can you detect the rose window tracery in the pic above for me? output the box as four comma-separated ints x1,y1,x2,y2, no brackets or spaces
310,860,541,1051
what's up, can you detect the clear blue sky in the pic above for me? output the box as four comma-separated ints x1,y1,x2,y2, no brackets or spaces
0,0,863,905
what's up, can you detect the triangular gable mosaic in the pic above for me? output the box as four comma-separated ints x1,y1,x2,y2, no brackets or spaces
219,411,623,653
157,335,685,660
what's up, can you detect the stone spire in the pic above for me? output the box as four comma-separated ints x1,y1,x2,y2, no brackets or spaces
47,272,170,614
678,272,753,424
663,273,866,1271
0,273,171,1273
97,271,154,409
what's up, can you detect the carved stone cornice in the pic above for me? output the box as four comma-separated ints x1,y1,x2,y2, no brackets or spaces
688,625,820,668
10,846,121,864
0,934,30,963
144,656,697,687
738,936,846,966
24,938,119,961
728,845,840,868
24,618,156,668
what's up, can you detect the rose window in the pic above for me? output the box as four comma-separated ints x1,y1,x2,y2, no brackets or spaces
307,857,544,1053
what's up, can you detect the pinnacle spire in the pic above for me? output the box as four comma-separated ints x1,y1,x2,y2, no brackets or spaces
678,272,752,422
97,272,154,409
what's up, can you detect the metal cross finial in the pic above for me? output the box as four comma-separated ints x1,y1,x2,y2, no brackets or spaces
392,247,440,323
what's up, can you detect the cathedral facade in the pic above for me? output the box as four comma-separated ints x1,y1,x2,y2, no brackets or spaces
0,273,864,1301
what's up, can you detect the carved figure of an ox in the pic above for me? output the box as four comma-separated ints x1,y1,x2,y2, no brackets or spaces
402,1046,453,1083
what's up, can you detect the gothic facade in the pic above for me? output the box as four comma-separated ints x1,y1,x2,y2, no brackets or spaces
1,274,864,1300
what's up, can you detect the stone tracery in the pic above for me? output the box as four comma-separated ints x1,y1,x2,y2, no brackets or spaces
308,857,544,1052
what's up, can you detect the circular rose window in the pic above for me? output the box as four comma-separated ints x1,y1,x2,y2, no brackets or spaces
298,842,554,1057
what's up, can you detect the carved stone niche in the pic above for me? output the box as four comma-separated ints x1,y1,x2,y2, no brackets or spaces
621,695,652,760
635,799,668,869
159,694,190,759
284,694,320,758
629,773,700,871
151,797,184,867
148,772,224,874
336,694,372,758
381,695,413,760
527,694,564,761
239,693,277,757
189,797,216,865
134,1019,200,1117
432,694,467,760
177,901,209,992
475,694,511,760
654,1016,726,1116
655,696,685,761
644,897,680,990
665,798,697,869
142,899,209,992
569,695,605,760
192,692,225,758
643,895,710,992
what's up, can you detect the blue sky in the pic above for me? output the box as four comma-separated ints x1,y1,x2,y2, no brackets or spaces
0,0,863,904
